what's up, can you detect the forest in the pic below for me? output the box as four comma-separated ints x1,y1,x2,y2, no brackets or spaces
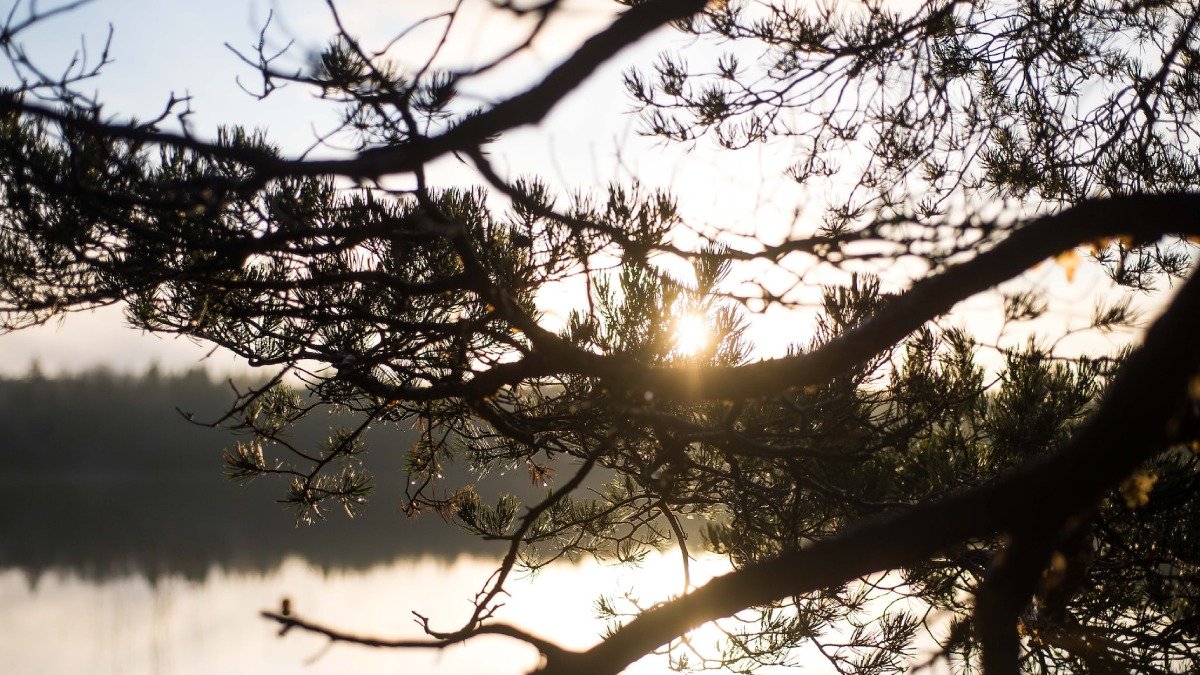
0,367,511,580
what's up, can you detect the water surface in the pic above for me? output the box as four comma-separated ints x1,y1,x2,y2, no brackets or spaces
2,554,733,675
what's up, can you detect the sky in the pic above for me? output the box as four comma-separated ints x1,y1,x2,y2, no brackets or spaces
0,0,829,376
0,0,1151,378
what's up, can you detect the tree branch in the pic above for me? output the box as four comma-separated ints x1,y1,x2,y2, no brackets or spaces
0,0,708,182
261,609,573,663
573,193,1200,402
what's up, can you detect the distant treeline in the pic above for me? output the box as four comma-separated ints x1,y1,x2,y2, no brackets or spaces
5,366,260,476
0,367,508,581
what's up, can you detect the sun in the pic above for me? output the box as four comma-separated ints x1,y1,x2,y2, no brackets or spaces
674,313,710,356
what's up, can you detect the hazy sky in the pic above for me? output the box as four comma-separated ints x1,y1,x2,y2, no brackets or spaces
0,0,831,376
0,0,1147,378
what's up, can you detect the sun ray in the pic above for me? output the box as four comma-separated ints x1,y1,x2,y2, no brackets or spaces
674,314,709,357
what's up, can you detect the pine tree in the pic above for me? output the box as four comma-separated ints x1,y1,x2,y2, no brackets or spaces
2,0,1200,672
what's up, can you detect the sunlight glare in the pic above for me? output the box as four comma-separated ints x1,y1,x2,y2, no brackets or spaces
674,314,709,356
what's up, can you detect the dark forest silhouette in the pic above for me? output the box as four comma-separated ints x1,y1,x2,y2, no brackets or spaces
0,367,510,581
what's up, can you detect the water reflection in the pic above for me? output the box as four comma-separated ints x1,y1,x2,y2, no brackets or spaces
0,472,755,674
0,476,502,582
0,554,735,675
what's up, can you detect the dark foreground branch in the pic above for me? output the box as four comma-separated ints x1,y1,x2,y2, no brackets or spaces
261,610,573,664
575,193,1200,402
0,0,707,183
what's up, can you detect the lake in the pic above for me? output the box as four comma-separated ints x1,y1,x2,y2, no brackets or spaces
0,475,761,674
1,551,751,674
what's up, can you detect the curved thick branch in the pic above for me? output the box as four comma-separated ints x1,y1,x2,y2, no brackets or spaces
0,0,707,182
565,193,1200,402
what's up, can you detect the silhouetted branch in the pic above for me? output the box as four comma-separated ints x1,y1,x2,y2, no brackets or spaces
0,0,708,185
555,193,1200,402
261,609,573,663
